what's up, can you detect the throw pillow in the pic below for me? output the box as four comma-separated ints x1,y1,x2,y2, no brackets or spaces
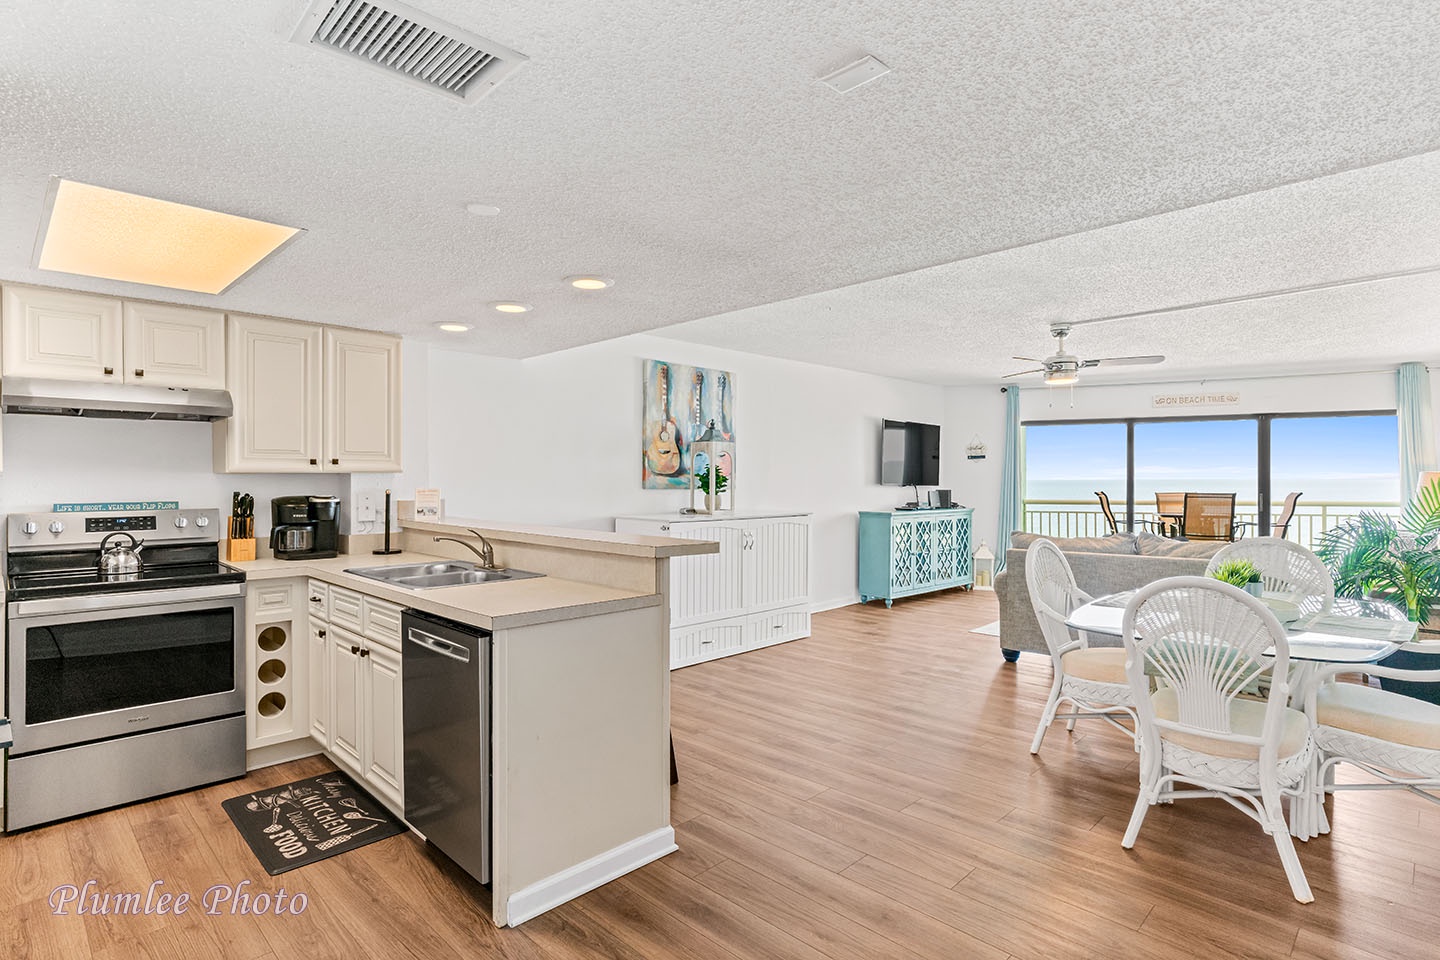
1134,532,1225,558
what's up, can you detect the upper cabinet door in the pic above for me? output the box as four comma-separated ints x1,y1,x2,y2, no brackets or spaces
1,285,123,382
122,302,225,388
218,314,323,472
324,328,402,472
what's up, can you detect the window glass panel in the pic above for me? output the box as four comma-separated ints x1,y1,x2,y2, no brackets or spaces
1133,419,1258,537
1022,422,1127,537
1270,414,1399,548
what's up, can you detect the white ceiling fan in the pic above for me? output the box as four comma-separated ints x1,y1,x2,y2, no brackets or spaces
1002,322,1164,385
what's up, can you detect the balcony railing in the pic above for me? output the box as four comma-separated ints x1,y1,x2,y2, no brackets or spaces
1022,499,1400,552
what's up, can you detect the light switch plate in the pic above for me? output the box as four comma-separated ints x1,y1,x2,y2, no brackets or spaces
356,491,378,522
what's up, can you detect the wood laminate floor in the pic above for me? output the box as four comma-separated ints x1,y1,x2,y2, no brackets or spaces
5,588,1438,959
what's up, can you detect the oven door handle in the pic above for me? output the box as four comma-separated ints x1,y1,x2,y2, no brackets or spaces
9,582,245,618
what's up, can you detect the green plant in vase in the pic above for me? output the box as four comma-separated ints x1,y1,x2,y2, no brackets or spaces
696,467,728,512
1316,481,1440,624
1209,558,1263,595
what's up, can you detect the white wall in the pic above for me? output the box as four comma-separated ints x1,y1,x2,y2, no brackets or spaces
416,335,951,610
0,415,346,535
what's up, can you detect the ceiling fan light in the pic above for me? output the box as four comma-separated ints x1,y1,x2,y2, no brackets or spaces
1044,368,1079,386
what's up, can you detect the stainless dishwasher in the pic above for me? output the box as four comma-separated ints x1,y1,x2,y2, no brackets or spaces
402,608,491,883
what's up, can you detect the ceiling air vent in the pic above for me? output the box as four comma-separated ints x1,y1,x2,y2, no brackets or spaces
291,0,527,103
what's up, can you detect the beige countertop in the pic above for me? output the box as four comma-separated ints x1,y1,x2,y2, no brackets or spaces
225,551,662,630
401,517,719,558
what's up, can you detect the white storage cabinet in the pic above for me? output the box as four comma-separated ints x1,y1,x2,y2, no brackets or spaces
615,512,811,668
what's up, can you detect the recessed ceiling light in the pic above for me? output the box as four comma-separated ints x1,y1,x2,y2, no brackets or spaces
34,178,301,295
491,301,531,313
465,202,500,216
436,322,472,332
565,275,613,290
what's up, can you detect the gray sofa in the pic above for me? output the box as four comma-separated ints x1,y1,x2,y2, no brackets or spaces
993,531,1224,661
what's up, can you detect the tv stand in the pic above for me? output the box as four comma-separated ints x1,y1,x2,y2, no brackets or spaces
858,508,974,606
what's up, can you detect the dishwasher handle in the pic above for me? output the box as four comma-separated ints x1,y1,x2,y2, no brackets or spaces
407,626,472,663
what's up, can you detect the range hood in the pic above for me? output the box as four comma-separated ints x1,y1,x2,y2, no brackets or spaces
1,377,233,421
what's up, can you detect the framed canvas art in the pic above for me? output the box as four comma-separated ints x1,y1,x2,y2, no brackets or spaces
642,359,735,489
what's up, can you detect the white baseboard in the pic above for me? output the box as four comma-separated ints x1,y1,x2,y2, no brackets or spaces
505,826,676,927
245,738,323,771
811,596,859,614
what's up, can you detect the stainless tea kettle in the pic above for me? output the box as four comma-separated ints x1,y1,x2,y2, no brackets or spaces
98,532,145,579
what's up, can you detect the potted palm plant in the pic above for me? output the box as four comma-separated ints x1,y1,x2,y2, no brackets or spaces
1316,481,1440,703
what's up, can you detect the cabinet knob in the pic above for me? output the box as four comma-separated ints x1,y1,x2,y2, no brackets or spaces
318,628,326,638
134,368,144,377
350,645,361,655
359,648,370,658
309,458,318,466
660,524,669,532
331,458,339,465
103,366,114,376
310,595,323,604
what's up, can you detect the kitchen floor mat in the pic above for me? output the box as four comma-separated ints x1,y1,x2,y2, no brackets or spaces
222,771,406,875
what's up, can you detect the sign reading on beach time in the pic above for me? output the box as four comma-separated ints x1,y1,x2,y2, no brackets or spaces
1151,392,1240,409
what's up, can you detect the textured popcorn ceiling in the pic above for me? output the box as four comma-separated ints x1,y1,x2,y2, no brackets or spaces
1,1,1439,384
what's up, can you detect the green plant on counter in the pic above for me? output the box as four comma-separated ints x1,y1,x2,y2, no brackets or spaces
696,468,729,495
1210,558,1262,588
1317,481,1440,624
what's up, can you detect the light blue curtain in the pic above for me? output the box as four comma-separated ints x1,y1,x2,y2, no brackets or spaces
1397,362,1436,503
995,386,1021,573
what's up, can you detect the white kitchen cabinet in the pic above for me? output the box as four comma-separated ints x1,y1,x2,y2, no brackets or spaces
245,578,309,749
215,314,324,472
311,584,403,810
362,639,404,806
215,314,401,473
329,624,364,771
121,301,225,388
1,285,123,382
1,285,224,389
615,512,811,668
324,327,402,472
308,621,330,745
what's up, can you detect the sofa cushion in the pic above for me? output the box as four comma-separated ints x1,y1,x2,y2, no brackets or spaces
1009,532,1138,554
1135,532,1226,558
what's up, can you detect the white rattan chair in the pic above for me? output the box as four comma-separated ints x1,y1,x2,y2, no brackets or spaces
1301,664,1440,836
1206,537,1335,616
1024,538,1137,755
1120,576,1315,903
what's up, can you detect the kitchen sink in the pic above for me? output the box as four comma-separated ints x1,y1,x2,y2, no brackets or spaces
344,560,544,590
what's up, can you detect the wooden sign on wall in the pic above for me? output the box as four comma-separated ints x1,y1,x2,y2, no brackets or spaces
1151,391,1240,410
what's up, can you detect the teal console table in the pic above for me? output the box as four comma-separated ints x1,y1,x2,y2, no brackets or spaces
858,508,974,606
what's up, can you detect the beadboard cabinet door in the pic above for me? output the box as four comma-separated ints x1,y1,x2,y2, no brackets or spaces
362,640,404,807
329,626,365,771
323,327,402,472
122,301,225,388
1,285,123,382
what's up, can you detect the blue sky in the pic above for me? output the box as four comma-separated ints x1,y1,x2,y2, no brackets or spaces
1025,415,1400,503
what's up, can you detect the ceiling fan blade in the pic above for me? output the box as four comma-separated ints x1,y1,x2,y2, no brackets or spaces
1080,355,1165,368
1001,368,1046,379
1011,356,1043,363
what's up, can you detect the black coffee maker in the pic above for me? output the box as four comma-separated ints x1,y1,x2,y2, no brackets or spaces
270,495,340,560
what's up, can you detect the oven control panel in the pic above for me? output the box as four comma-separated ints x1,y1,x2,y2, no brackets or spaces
6,509,222,548
85,515,159,533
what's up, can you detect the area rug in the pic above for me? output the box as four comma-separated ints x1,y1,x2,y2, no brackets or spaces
222,771,406,875
970,620,1002,637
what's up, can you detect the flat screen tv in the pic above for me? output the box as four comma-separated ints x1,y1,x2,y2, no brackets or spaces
880,419,940,486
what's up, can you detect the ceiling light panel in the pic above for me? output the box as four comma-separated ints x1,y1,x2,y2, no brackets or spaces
491,301,530,313
566,276,612,290
35,179,301,295
817,55,891,94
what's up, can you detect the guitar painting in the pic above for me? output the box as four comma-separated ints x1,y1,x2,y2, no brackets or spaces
642,359,736,489
645,363,682,479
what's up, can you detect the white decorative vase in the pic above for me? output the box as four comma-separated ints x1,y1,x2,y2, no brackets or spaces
705,493,715,513
1243,581,1264,597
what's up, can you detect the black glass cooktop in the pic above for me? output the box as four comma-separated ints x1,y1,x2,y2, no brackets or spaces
7,544,244,602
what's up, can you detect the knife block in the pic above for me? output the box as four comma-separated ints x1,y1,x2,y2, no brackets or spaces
225,538,256,563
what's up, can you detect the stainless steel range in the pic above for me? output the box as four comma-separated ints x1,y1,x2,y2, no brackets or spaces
5,508,246,831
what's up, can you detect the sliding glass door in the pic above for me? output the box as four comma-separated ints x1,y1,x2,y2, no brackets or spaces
1134,419,1258,533
1269,414,1400,544
1023,422,1127,537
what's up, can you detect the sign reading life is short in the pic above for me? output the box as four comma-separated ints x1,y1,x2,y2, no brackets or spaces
1151,392,1240,409
53,501,180,512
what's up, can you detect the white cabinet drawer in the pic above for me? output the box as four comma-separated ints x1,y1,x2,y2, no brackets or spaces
328,585,364,632
362,596,403,650
671,620,746,668
252,581,298,616
306,580,329,620
746,607,810,650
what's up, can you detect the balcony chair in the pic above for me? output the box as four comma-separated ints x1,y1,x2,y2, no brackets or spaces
1302,663,1440,838
1024,538,1137,755
1205,538,1334,616
1095,491,1175,538
1236,492,1303,540
1181,492,1237,542
1121,577,1315,903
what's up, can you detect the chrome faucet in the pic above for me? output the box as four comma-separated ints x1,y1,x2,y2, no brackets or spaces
433,530,499,570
